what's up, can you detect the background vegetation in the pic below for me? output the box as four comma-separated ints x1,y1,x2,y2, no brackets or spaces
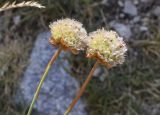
0,0,159,115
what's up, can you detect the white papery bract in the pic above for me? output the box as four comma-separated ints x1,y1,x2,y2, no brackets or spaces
86,28,127,67
49,18,87,50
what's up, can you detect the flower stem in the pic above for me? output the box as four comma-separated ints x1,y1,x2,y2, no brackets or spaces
27,47,62,115
64,61,99,115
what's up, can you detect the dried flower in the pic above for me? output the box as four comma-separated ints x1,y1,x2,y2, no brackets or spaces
49,18,87,54
86,28,127,68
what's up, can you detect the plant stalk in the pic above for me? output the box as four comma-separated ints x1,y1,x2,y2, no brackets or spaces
27,47,62,115
64,61,99,115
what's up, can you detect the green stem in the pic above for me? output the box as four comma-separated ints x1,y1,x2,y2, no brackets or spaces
64,61,99,115
27,47,62,115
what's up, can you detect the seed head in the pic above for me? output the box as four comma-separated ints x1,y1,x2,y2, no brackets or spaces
86,28,127,68
49,18,87,54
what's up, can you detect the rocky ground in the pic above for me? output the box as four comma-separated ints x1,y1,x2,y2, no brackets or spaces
85,0,160,40
0,0,160,115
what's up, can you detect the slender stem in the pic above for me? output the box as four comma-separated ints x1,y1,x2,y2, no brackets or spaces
27,47,62,115
64,61,99,115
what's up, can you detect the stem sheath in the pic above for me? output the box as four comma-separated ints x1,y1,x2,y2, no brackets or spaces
27,47,62,115
64,61,99,115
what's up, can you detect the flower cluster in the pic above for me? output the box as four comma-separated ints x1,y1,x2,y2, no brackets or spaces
86,29,127,68
49,18,128,115
49,18,87,54
49,19,127,67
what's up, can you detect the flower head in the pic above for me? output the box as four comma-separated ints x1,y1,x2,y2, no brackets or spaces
86,28,127,68
49,18,87,54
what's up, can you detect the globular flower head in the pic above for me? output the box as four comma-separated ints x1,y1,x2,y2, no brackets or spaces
86,28,127,68
49,18,87,54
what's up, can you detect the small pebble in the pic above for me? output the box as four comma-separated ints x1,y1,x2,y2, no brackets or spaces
153,6,160,17
140,26,148,32
133,16,140,23
123,1,138,16
13,16,21,25
118,1,124,7
110,22,132,39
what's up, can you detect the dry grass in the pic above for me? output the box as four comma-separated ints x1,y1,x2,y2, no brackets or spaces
0,39,32,114
0,7,37,114
0,1,45,12
0,0,160,114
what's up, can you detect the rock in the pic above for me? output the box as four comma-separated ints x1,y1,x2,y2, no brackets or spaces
118,1,124,7
110,22,132,39
153,6,160,17
13,16,21,25
141,17,150,26
19,32,87,115
93,67,101,77
140,0,152,3
142,103,160,115
119,13,125,18
123,1,138,16
133,16,140,23
133,0,139,5
140,26,148,32
99,75,106,82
